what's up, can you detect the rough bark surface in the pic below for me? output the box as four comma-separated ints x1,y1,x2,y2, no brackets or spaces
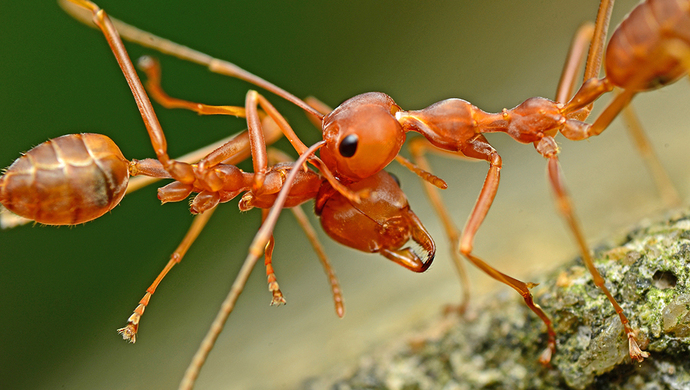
305,210,690,389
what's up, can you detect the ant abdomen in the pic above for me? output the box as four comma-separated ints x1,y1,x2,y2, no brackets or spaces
0,133,129,225
605,0,690,90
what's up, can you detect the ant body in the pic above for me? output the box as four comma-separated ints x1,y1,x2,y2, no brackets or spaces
2,0,684,388
2,1,440,388
0,4,438,337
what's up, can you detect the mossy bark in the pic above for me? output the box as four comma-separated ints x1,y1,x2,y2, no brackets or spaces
306,210,690,390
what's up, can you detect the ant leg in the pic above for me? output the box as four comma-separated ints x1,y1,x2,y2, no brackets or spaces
68,1,195,184
458,136,556,363
543,149,649,362
180,141,324,390
118,207,217,343
583,0,614,81
59,0,323,119
290,205,345,318
621,104,681,207
460,135,556,364
244,91,299,193
462,252,556,364
250,91,364,204
266,147,345,317
555,26,680,206
458,137,501,255
261,209,286,306
407,137,470,314
136,57,288,173
568,0,615,120
558,0,618,119
556,23,595,104
137,56,245,117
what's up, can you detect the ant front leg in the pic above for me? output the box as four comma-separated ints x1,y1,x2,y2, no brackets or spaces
136,57,295,180
457,137,557,364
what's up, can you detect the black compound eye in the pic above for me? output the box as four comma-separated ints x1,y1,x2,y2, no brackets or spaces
388,172,401,188
338,134,358,158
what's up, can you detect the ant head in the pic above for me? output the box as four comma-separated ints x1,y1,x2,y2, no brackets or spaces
317,171,435,272
316,171,409,248
320,92,406,181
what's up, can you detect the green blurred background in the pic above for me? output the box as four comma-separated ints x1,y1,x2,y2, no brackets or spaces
1,0,686,389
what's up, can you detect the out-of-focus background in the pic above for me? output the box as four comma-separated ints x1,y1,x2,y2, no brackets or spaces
0,1,686,389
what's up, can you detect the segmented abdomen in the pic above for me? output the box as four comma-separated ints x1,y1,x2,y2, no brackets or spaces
0,133,129,225
605,0,690,89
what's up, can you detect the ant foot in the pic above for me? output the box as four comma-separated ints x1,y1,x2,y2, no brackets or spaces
117,309,142,343
270,294,287,306
538,338,556,365
538,345,554,366
442,302,468,316
628,334,649,362
267,281,286,306
117,324,138,343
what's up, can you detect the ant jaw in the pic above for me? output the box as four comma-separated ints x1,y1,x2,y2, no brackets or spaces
407,210,436,272
407,245,434,272
382,217,436,273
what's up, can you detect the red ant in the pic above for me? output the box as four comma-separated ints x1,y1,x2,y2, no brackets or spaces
2,1,439,387
0,54,437,331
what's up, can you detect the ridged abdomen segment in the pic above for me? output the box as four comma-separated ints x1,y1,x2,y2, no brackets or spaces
0,133,129,225
605,0,690,89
